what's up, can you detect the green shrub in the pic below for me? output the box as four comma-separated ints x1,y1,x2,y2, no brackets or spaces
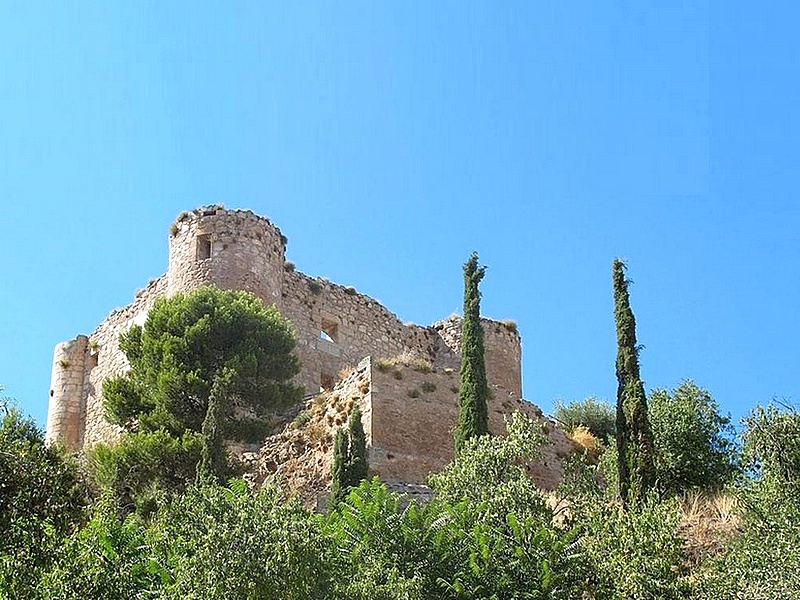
695,404,800,598
649,381,739,494
579,495,692,599
0,401,89,597
151,482,334,599
420,381,437,393
554,397,616,441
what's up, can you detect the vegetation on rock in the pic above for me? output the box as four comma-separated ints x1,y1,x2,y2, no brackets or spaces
554,396,616,441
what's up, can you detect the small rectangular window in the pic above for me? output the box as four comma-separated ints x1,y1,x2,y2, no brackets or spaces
197,235,212,260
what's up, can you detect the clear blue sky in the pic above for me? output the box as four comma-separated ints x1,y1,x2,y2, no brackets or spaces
1,2,798,433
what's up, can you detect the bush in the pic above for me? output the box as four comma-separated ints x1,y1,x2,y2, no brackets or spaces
580,495,692,599
554,397,616,441
649,381,739,494
90,430,203,518
40,497,162,599
151,482,334,599
696,404,800,598
0,401,89,597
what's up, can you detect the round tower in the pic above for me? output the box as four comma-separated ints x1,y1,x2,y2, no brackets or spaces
167,206,286,306
481,319,522,398
46,335,89,451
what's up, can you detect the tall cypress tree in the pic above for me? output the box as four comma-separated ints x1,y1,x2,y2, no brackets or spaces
330,406,368,506
455,252,490,454
347,406,368,484
612,259,656,505
330,428,349,506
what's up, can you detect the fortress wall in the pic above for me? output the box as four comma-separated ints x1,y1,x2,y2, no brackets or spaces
368,362,572,491
80,275,169,448
433,315,522,397
168,207,285,305
279,270,442,395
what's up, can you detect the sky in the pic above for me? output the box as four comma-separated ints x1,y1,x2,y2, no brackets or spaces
1,2,798,434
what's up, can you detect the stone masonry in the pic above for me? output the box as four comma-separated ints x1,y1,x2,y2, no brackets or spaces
254,356,576,509
46,207,527,467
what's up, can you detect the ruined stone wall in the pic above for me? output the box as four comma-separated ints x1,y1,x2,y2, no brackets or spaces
434,315,522,397
255,356,575,508
368,361,572,491
83,276,169,449
279,270,441,394
46,276,169,452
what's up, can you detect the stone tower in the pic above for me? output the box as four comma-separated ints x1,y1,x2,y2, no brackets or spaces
167,206,287,304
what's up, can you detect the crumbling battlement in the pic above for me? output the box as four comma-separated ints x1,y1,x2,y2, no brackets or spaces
46,207,524,453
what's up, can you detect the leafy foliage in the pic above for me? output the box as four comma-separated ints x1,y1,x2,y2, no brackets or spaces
579,495,692,599
0,403,722,600
430,414,588,599
90,430,203,517
432,412,547,516
455,252,490,453
41,497,163,599
741,402,800,489
554,397,616,441
612,259,656,505
331,414,590,599
327,479,432,598
557,455,693,600
696,404,800,598
150,481,334,599
649,380,740,493
0,400,89,598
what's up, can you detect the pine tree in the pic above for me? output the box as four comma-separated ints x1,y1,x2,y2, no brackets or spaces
330,406,368,506
612,259,656,505
455,252,490,454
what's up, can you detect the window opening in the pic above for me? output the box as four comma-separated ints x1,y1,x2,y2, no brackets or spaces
320,372,334,392
320,317,339,343
197,235,212,260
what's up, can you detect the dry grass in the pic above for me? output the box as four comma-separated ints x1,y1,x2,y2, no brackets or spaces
678,490,741,566
569,426,602,457
376,351,433,374
499,319,518,333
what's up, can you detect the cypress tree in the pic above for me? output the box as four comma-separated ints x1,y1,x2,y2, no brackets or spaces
347,406,368,484
612,259,656,505
330,406,368,506
330,428,349,506
455,252,490,454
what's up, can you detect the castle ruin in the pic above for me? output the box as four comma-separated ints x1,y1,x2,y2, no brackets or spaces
46,206,570,487
46,207,525,454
